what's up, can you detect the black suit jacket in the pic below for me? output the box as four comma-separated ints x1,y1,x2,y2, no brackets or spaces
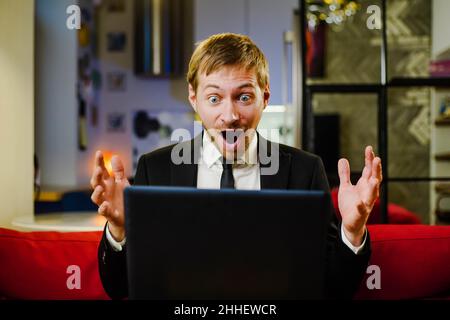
98,133,371,299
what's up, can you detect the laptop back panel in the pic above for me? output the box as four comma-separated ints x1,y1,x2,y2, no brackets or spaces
125,186,329,300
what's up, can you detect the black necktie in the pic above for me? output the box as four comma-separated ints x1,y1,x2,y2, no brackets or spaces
220,160,235,189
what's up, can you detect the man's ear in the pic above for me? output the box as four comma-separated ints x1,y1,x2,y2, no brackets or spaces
188,84,197,112
263,84,270,109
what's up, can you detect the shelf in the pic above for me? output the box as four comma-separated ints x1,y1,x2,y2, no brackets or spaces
435,153,450,161
389,77,450,88
305,78,450,93
436,210,450,223
306,84,381,93
435,117,450,126
435,189,450,222
436,183,450,194
388,177,450,182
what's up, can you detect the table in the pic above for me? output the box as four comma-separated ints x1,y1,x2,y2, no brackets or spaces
12,211,106,232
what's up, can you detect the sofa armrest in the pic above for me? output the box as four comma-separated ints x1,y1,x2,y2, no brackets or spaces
0,227,109,300
355,225,450,299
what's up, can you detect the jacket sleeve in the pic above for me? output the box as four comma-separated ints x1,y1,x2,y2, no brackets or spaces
97,155,149,299
310,157,371,299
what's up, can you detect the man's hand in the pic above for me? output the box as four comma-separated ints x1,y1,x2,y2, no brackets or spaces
338,146,382,247
90,151,130,242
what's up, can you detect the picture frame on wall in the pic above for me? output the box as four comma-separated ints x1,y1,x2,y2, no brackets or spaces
107,32,126,52
106,112,126,132
306,22,326,78
107,72,126,91
131,110,196,174
107,0,126,12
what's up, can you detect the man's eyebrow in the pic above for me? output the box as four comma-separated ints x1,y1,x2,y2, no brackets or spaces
203,83,256,91
203,84,221,90
237,83,256,89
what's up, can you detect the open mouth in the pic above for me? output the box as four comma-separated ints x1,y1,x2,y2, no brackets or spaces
221,129,244,145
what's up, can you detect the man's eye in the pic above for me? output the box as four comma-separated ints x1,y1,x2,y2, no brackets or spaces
239,94,251,102
208,96,219,104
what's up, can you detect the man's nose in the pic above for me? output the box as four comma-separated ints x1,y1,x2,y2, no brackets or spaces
221,100,239,125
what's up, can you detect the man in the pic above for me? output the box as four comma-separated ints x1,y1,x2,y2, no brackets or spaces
91,33,382,300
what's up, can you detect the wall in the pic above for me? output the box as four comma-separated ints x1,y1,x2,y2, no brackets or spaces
75,0,194,184
195,0,247,39
33,0,194,187
77,0,297,184
432,0,450,57
195,0,298,105
0,0,35,227
310,0,382,172
75,0,299,184
247,0,298,106
34,0,300,187
35,0,78,187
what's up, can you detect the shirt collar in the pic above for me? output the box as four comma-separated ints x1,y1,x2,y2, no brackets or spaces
201,130,258,168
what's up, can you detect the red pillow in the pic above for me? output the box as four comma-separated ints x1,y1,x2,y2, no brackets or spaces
0,227,109,300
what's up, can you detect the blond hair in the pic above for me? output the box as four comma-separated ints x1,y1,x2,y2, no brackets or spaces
187,33,269,92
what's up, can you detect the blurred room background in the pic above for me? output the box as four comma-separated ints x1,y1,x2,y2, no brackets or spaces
1,0,449,230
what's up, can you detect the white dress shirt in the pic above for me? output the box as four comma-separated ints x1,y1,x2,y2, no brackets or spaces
106,132,366,254
197,129,260,190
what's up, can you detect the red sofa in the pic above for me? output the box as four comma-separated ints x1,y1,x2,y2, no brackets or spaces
1,224,450,300
0,228,108,300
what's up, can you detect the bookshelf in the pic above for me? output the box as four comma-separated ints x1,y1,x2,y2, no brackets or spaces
430,88,450,224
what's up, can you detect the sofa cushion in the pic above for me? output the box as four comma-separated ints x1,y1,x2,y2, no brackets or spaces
2,224,449,300
0,227,108,300
355,225,450,299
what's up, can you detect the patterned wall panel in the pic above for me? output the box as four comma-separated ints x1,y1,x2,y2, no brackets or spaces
307,0,382,84
386,0,431,223
388,87,431,223
309,0,432,223
313,94,378,171
387,0,431,78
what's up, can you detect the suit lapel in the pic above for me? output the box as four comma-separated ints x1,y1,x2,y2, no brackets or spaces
258,133,291,189
169,132,291,189
170,133,202,187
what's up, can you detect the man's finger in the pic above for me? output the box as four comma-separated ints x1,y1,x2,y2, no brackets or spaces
91,185,104,206
338,158,351,186
363,146,374,179
361,166,370,180
372,157,382,182
111,155,126,182
90,166,106,189
94,150,110,179
366,177,380,205
98,201,113,217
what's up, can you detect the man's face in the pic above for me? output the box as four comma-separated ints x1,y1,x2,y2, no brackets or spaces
188,65,270,160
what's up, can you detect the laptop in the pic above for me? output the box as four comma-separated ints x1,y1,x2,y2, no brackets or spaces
124,186,330,300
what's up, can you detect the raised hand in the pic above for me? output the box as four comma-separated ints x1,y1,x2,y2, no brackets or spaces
90,151,130,241
338,146,382,246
